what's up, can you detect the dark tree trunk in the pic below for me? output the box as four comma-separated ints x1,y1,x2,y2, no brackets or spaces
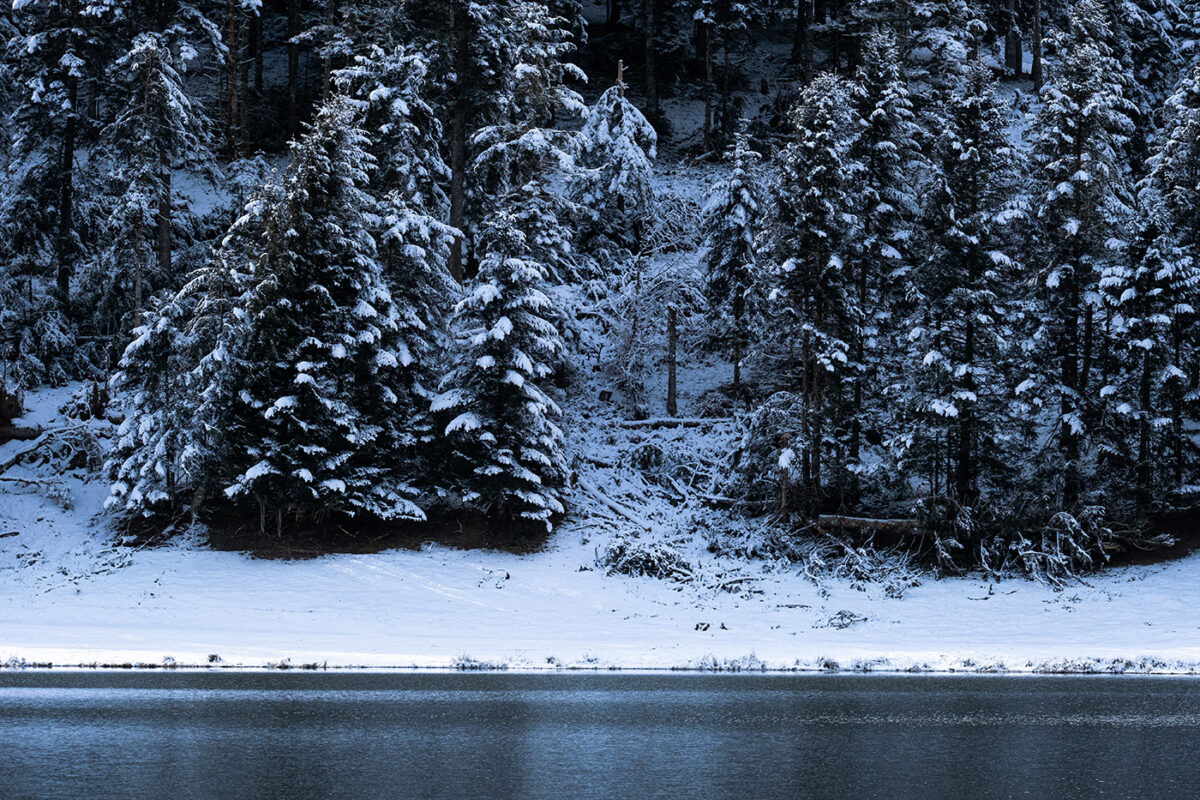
1032,0,1043,90
448,5,470,283
226,0,240,159
252,13,264,95
644,0,658,119
1136,348,1152,516
287,0,301,140
1004,0,1022,76
156,171,171,278
322,0,335,97
666,305,678,416
57,70,78,305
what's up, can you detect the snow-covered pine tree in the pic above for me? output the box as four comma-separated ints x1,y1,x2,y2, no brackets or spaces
1148,64,1200,265
433,212,567,530
0,0,112,383
217,98,426,533
1098,209,1198,515
766,72,861,515
104,291,194,518
898,60,1020,507
80,31,214,335
1027,0,1136,509
334,45,458,465
701,124,761,398
2,0,107,306
847,28,921,483
400,0,577,281
574,72,658,256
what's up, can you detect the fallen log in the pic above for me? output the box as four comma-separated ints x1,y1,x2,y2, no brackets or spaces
0,425,41,442
619,417,733,430
817,515,921,534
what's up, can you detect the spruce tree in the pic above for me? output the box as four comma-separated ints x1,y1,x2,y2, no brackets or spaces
847,28,921,482
433,213,568,529
701,125,761,398
766,72,861,514
1028,0,1136,508
574,75,658,255
217,99,426,531
80,32,214,334
1098,211,1198,514
899,61,1020,506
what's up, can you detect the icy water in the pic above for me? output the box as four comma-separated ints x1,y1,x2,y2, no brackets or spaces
1,672,1198,799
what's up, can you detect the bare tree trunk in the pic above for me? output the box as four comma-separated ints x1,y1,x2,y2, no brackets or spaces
156,171,171,278
322,0,335,97
252,12,264,95
448,5,470,283
1032,0,1043,91
1136,349,1152,516
608,0,621,26
57,70,78,304
287,0,301,140
1005,0,1022,76
226,0,240,159
703,27,714,151
666,305,678,416
644,0,658,119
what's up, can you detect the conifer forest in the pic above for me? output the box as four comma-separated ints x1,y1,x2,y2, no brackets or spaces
5,0,1200,587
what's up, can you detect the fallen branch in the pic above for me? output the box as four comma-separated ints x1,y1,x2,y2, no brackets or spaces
579,476,652,531
619,417,732,430
817,515,921,534
0,424,91,474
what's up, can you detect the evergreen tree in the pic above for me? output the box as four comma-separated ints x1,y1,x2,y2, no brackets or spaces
334,45,458,456
574,76,658,255
701,124,761,398
80,31,214,334
847,28,921,481
766,72,861,514
1098,210,1198,514
216,99,426,532
433,212,568,529
105,291,194,517
898,60,1020,506
1027,0,1136,508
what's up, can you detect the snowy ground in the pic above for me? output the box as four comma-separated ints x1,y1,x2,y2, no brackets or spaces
3,387,1200,674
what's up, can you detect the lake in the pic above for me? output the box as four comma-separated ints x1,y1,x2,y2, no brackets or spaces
0,671,1197,799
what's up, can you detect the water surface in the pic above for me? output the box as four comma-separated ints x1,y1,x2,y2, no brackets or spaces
0,671,1196,799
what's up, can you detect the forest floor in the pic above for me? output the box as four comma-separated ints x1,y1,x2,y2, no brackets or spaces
3,380,1200,674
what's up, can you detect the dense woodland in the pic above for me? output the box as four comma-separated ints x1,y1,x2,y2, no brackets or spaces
3,0,1200,578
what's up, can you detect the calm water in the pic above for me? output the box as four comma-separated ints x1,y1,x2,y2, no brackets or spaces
0,671,1198,799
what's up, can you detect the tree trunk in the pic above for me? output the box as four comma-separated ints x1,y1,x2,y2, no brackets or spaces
287,0,301,140
644,0,658,119
448,5,470,283
955,315,975,502
156,171,171,278
252,12,264,95
322,0,335,97
666,305,678,416
1005,0,1022,76
1032,0,1043,91
57,67,79,305
703,27,714,151
226,0,240,159
608,0,621,26
732,288,744,399
1136,348,1152,516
